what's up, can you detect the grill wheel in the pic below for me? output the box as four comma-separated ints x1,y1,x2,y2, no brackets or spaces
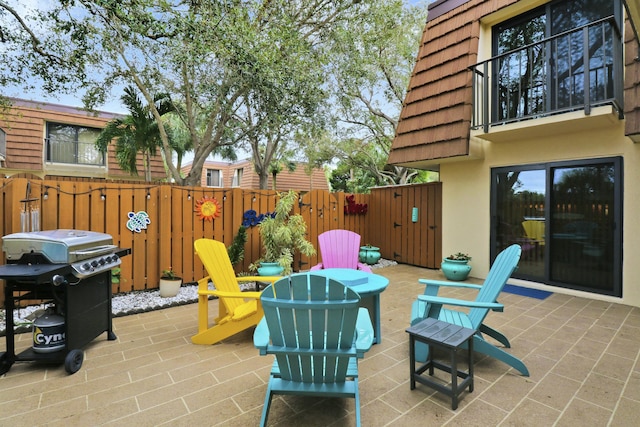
64,349,84,374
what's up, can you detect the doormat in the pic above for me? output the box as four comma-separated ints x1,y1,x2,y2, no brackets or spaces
502,284,552,300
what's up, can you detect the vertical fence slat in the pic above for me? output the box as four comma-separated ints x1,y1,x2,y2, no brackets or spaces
228,188,243,273
157,185,172,289
299,190,313,271
186,188,197,281
131,186,148,290
407,186,417,266
89,183,106,233
119,187,135,292
58,181,76,229
41,181,59,231
170,186,182,279
145,186,159,289
74,181,91,231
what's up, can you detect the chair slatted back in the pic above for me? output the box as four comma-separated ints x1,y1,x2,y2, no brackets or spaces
261,274,361,383
317,230,362,270
522,220,545,244
467,244,522,328
194,238,244,314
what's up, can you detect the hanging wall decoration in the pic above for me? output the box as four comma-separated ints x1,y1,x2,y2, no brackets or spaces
242,209,275,227
127,211,151,233
344,194,368,215
195,196,221,221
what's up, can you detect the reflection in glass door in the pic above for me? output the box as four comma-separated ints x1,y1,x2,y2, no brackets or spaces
493,169,546,280
491,158,621,296
550,164,616,292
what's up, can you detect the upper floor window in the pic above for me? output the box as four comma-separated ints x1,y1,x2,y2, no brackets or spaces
206,169,222,187
0,127,6,162
45,123,104,166
232,168,243,187
471,0,623,130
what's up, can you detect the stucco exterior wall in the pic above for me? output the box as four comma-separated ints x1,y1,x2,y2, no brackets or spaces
440,115,640,306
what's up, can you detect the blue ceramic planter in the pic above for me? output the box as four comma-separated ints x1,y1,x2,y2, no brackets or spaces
257,262,284,276
441,259,471,281
359,246,381,265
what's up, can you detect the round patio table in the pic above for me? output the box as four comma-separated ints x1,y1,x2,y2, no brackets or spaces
312,268,389,344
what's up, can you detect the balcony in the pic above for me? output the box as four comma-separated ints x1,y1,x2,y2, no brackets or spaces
470,17,624,136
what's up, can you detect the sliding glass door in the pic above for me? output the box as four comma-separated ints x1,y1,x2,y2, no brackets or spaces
491,158,622,296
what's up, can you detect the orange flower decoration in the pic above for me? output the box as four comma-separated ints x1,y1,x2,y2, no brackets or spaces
195,196,221,221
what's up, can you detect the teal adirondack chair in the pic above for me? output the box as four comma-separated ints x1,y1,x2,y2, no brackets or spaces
410,244,530,376
254,273,374,427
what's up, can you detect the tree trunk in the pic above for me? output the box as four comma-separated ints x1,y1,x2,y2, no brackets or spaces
258,171,269,189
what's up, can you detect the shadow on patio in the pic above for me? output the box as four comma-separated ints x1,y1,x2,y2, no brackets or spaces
1,264,640,426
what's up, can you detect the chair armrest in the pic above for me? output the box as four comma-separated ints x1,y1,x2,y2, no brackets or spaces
357,263,372,273
253,317,270,354
418,278,483,291
197,276,211,289
417,294,504,311
354,307,374,356
310,263,323,271
237,275,280,284
198,289,262,299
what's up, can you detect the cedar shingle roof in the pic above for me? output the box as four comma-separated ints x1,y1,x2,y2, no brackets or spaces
388,0,504,168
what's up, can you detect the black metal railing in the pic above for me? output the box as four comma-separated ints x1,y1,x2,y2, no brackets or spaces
470,17,624,132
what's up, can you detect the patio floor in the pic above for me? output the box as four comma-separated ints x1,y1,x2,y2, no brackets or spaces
1,263,640,426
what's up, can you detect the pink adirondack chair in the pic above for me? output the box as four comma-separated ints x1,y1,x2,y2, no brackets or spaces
310,230,372,272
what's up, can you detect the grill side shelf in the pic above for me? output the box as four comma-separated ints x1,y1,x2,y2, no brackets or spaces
0,264,72,284
115,248,131,258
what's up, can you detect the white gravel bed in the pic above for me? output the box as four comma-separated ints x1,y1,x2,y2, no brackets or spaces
0,259,397,336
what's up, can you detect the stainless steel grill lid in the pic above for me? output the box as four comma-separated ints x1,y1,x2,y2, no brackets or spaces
2,229,115,264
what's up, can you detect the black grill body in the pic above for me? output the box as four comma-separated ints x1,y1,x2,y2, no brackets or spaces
0,231,129,375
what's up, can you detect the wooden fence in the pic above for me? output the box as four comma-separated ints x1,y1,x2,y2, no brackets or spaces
0,177,442,304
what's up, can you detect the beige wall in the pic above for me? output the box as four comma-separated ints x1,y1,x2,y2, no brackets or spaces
440,109,640,306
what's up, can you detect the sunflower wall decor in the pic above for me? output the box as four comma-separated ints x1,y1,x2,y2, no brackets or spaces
195,196,221,221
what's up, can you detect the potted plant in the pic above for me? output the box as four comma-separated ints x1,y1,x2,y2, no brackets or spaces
110,267,121,285
159,267,182,297
359,244,381,265
249,190,316,276
227,225,247,267
441,252,472,281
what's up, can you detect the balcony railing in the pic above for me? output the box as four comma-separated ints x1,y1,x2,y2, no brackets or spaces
470,17,624,133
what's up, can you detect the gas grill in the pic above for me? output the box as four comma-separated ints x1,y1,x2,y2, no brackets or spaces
0,229,130,375
3,229,123,278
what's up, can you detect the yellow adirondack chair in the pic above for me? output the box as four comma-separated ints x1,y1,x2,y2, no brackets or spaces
522,220,545,245
192,238,280,345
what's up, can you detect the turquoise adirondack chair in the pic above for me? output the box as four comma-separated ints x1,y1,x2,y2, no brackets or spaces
254,273,374,427
410,244,530,376
310,229,372,272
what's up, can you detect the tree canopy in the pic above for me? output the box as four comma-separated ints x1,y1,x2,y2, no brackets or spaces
315,0,431,188
95,86,174,182
1,0,431,189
